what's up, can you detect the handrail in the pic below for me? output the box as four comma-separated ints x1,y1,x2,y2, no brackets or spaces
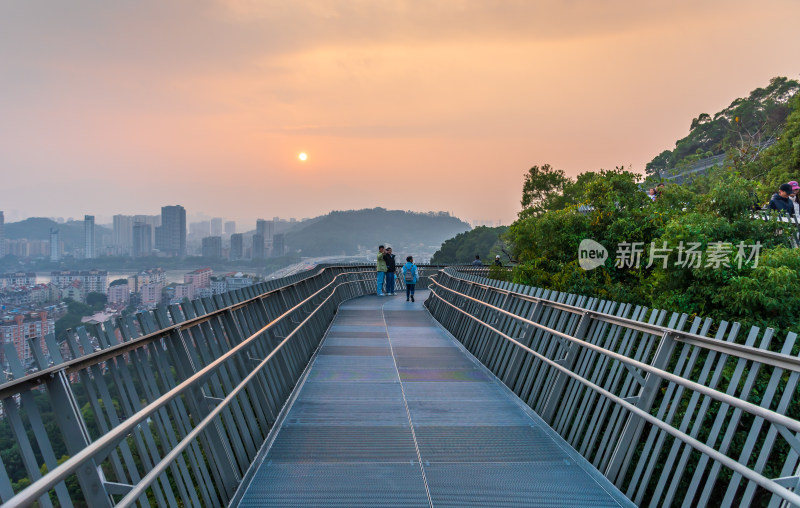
438,267,800,374
115,277,368,507
428,276,800,434
0,265,371,400
4,270,373,508
427,284,800,506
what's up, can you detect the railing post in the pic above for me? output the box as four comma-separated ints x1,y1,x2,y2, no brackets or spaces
27,334,113,506
502,301,543,389
540,311,592,422
605,331,677,484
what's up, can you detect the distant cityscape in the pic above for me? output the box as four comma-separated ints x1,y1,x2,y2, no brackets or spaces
0,205,492,370
0,206,302,261
0,265,270,368
0,205,304,369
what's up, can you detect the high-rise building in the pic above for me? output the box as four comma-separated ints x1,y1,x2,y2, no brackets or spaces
252,234,265,259
0,311,53,364
132,222,153,257
51,270,108,294
112,214,134,255
155,205,186,256
49,228,60,262
134,214,160,248
189,221,211,238
256,219,274,241
84,215,95,259
210,218,223,236
202,236,222,258
224,221,236,236
128,268,166,293
184,268,212,290
230,233,243,260
107,279,130,305
256,219,274,257
0,211,5,258
272,233,285,257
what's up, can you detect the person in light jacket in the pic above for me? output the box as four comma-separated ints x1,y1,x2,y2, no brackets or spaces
402,256,419,302
376,245,387,296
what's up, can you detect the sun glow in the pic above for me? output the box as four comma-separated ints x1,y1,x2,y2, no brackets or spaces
298,152,308,161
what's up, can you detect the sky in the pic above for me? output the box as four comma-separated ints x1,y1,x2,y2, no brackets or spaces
1,1,799,227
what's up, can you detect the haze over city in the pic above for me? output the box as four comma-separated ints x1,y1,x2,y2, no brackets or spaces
1,0,799,225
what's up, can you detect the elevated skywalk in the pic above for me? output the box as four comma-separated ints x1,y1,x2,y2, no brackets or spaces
235,290,633,507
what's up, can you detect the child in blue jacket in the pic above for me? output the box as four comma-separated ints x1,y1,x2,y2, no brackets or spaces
402,256,419,302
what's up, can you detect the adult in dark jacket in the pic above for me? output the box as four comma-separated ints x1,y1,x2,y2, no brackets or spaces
383,247,397,295
768,183,796,216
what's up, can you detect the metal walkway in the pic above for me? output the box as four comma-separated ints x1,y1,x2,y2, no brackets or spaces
236,290,633,507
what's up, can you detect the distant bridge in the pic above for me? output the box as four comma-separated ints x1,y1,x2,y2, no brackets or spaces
1,265,799,507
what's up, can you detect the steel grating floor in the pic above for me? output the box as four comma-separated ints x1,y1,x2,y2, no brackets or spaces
236,290,634,507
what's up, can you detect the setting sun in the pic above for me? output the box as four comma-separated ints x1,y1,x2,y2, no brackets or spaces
298,152,307,161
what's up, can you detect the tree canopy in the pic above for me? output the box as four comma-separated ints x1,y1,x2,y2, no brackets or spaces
504,78,800,338
430,226,509,264
646,77,799,174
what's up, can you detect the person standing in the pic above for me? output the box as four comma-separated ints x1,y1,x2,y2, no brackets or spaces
493,255,502,266
768,183,795,216
384,246,397,295
376,245,387,296
403,256,419,302
789,181,800,218
472,255,483,266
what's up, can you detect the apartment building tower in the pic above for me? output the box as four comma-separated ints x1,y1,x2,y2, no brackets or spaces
155,205,186,256
84,215,95,259
132,222,153,257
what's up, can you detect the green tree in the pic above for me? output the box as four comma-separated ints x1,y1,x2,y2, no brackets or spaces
86,292,107,309
519,164,569,219
431,226,509,264
646,76,799,175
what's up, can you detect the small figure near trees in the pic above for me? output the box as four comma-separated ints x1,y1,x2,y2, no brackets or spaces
472,255,483,266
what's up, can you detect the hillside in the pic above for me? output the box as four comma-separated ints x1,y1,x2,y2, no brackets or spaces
284,208,471,257
431,226,509,264
646,77,799,174
5,217,112,248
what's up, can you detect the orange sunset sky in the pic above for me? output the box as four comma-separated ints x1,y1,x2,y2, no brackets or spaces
1,0,799,226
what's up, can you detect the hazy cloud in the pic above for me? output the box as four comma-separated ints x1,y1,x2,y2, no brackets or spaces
1,0,799,223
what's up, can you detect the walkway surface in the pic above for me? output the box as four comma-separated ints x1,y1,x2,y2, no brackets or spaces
237,291,634,507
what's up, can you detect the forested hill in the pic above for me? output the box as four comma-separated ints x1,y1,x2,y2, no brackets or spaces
5,217,112,248
431,226,508,264
646,77,799,174
284,208,471,257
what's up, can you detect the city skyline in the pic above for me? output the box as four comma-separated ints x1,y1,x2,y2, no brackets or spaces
1,1,799,224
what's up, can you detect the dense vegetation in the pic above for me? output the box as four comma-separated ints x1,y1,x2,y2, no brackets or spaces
646,77,799,175
504,79,800,340
430,226,508,264
285,208,471,257
54,295,108,339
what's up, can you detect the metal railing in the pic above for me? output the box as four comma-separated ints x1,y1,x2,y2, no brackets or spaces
753,210,800,247
0,265,378,507
425,268,800,507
